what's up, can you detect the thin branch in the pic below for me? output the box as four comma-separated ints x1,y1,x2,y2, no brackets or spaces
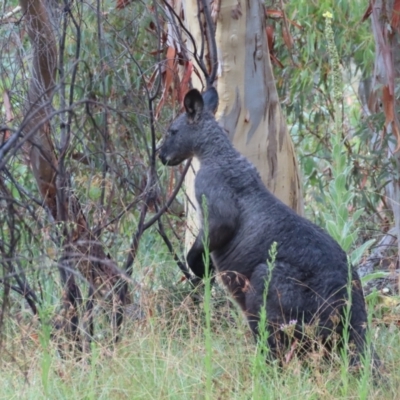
163,0,208,83
199,0,218,85
156,214,192,282
143,159,191,230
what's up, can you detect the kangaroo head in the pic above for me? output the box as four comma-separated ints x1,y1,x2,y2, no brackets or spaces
159,87,219,166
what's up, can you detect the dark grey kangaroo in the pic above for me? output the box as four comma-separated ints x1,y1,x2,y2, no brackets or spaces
159,88,378,367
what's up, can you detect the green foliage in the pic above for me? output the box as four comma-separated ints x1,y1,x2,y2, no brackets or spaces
272,0,390,239
320,11,375,270
252,242,277,398
38,308,52,397
201,195,213,399
321,14,377,393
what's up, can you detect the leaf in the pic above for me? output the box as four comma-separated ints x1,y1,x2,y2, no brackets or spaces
155,46,177,119
282,25,293,50
326,220,341,242
350,239,375,266
359,172,368,190
342,233,355,253
3,90,13,122
377,295,400,307
266,25,274,52
334,172,346,194
265,8,302,28
361,271,390,285
351,208,363,224
146,67,158,91
265,9,283,18
337,203,349,226
361,3,372,22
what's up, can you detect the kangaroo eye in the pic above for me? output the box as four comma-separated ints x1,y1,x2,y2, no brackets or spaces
170,129,178,136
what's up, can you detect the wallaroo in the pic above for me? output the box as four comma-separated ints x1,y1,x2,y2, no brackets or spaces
159,88,380,368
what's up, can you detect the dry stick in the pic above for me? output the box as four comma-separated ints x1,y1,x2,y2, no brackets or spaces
65,3,82,118
0,5,22,22
123,167,157,277
123,24,164,276
164,201,183,242
0,177,40,316
123,159,190,276
55,1,85,345
145,163,194,285
150,0,163,103
13,267,39,312
0,253,39,316
278,0,297,67
123,1,199,325
59,0,82,148
1,96,143,168
199,0,218,86
155,204,192,281
94,157,190,238
64,1,125,344
0,276,10,347
0,95,56,166
0,206,27,338
0,276,38,315
93,194,144,236
1,169,44,212
143,159,191,230
197,0,205,62
58,2,69,221
95,0,110,213
120,13,165,329
124,201,149,278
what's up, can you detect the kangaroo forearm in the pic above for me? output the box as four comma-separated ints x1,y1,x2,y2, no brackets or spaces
187,234,215,278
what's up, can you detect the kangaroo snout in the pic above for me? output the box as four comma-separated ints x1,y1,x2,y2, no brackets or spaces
158,151,167,165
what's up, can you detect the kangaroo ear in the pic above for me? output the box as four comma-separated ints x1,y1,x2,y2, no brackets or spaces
184,89,204,121
202,87,219,114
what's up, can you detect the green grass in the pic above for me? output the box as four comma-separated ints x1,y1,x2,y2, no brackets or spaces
1,283,399,400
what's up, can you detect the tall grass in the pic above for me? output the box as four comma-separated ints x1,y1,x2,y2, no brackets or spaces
0,233,397,399
0,283,398,400
251,242,277,399
201,195,213,399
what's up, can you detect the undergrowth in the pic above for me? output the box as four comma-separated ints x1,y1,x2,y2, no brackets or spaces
0,276,399,400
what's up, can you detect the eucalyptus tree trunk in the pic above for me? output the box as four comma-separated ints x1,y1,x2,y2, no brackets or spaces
366,0,400,260
176,0,303,251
